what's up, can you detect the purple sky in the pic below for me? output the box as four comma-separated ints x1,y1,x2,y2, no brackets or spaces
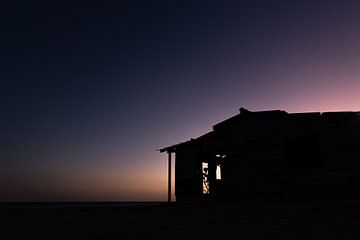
2,1,360,201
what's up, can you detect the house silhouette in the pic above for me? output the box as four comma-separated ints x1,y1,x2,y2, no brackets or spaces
160,108,360,203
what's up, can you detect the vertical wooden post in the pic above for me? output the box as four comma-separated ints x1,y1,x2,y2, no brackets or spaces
168,151,172,203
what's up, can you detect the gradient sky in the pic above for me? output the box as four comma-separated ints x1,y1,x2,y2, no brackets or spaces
2,1,360,201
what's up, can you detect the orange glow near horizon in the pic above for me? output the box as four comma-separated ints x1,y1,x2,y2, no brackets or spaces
4,1,360,202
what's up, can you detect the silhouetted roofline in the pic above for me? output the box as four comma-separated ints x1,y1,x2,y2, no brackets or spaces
159,131,216,153
159,108,360,153
213,108,288,130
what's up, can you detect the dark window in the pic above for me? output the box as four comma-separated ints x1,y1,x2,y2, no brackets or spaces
285,135,322,170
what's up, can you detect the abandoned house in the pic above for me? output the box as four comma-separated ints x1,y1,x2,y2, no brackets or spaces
160,108,360,203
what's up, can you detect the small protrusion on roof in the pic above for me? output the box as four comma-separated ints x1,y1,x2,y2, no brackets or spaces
239,107,250,114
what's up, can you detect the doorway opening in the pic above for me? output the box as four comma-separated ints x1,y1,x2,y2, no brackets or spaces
202,162,209,194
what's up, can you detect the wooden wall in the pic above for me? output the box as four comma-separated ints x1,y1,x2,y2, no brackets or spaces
175,145,203,203
174,112,360,203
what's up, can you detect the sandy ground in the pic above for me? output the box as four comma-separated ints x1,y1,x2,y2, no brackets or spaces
1,201,360,240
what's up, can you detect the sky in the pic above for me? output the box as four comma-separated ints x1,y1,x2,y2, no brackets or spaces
2,0,360,201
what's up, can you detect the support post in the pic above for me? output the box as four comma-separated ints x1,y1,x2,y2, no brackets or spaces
167,151,172,203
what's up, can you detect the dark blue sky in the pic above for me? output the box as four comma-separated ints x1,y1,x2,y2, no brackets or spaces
2,1,360,201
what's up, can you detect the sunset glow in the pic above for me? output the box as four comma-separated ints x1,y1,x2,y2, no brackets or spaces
2,1,360,201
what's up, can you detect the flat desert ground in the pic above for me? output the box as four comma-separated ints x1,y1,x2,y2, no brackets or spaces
1,200,360,239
